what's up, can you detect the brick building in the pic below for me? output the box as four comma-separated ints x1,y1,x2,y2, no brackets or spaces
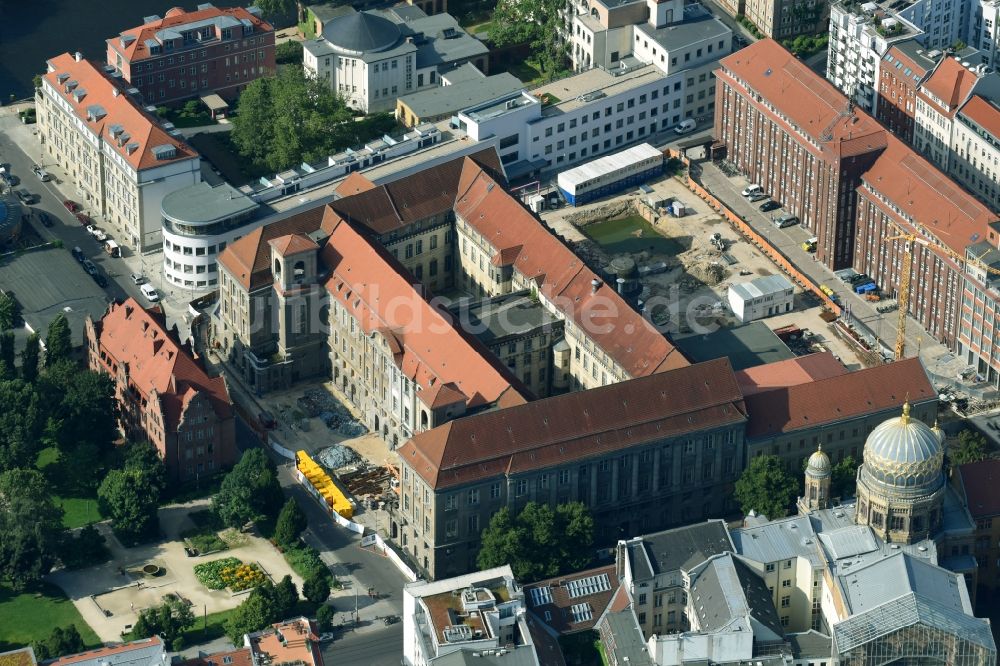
106,4,275,106
714,40,887,269
87,299,236,481
875,42,940,143
954,459,1000,601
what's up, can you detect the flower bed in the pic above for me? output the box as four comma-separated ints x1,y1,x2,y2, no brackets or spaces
194,557,267,592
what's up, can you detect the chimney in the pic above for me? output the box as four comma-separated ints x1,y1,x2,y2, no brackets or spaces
591,278,601,294
113,88,120,97
74,51,83,62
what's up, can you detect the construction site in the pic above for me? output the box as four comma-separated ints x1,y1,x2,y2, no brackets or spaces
539,166,868,369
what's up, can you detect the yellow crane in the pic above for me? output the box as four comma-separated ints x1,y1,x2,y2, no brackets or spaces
883,232,1000,360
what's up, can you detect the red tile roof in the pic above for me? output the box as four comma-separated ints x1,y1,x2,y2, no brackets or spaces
249,618,322,666
320,217,529,410
179,648,251,666
735,352,847,396
92,299,232,429
860,135,997,256
399,358,745,489
524,564,620,634
718,40,886,159
269,233,320,257
43,53,196,171
109,6,273,63
959,95,1000,138
957,459,1000,519
920,57,977,115
454,160,686,377
744,357,934,438
336,172,377,196
49,638,162,666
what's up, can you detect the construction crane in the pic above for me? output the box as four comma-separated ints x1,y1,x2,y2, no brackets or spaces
883,231,1000,360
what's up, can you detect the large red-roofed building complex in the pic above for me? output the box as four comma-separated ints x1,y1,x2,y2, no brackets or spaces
716,39,1000,386
87,299,236,481
37,52,201,252
106,4,275,106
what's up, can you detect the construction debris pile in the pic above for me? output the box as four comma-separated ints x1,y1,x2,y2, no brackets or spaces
316,444,362,470
298,388,367,437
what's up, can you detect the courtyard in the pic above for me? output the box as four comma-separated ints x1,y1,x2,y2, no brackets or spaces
46,499,304,643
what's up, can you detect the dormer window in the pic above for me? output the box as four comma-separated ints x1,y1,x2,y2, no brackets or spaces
164,40,174,51
150,44,162,55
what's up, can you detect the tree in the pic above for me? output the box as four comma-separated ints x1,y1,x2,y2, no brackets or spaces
252,0,295,19
30,625,85,660
0,469,64,590
953,429,989,465
303,571,331,606
20,333,39,382
213,449,284,528
226,584,277,643
231,67,356,172
477,502,595,581
41,365,118,464
488,0,567,75
97,468,160,540
119,441,167,497
275,40,303,65
274,498,307,548
0,331,14,380
0,379,44,472
44,314,72,367
0,292,17,331
131,596,195,643
734,455,799,520
59,524,110,570
831,455,858,499
274,574,299,617
316,603,335,631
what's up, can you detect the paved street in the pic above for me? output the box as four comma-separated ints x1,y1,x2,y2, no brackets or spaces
322,622,404,666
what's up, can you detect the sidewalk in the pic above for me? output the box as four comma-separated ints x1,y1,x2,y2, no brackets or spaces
695,159,967,380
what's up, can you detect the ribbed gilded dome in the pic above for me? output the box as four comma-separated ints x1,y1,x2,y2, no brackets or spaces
806,445,831,478
860,402,944,494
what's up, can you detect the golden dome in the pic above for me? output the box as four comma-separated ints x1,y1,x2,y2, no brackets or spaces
860,402,944,495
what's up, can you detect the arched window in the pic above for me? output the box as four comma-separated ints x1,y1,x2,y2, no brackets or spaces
293,260,306,282
273,258,282,278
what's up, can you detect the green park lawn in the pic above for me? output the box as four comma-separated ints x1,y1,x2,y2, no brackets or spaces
36,447,104,529
0,582,100,651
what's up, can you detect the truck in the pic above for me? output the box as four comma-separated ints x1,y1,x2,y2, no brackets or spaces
104,239,121,258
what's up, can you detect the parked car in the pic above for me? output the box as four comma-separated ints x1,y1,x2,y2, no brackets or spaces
86,224,99,236
63,200,80,213
674,119,697,135
82,259,98,276
94,229,108,242
741,184,762,197
130,273,147,285
774,212,799,228
747,192,768,202
760,200,782,212
32,165,51,182
76,212,93,225
71,246,85,262
14,188,35,205
92,273,108,288
37,212,52,227
140,283,159,302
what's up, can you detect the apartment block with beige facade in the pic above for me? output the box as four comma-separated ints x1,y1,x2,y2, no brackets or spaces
36,52,200,252
742,0,828,40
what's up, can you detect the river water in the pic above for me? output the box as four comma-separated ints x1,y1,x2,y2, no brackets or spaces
0,0,206,101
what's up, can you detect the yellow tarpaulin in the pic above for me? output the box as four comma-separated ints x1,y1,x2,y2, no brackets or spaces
296,450,353,519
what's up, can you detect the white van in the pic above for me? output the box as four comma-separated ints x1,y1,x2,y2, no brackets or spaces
104,239,121,258
674,119,697,135
741,184,763,197
140,283,159,302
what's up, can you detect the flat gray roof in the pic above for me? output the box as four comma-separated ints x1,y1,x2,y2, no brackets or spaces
635,5,730,53
161,180,259,224
441,62,486,84
0,247,111,348
535,63,668,116
449,291,562,346
399,73,523,119
673,321,796,371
